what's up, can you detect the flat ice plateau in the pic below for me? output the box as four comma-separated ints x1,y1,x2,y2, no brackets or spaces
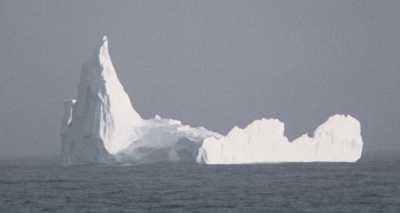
197,115,363,164
60,36,363,165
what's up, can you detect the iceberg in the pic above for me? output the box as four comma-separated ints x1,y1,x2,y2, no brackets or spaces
196,115,363,164
60,36,220,165
60,36,363,165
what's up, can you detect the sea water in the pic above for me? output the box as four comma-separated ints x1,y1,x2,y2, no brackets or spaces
0,156,399,212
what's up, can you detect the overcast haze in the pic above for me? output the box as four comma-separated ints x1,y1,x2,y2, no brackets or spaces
0,0,399,157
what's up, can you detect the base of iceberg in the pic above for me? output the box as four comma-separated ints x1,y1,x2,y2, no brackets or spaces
60,36,363,165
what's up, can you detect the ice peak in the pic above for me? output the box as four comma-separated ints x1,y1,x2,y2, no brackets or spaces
60,35,144,164
100,35,108,51
97,35,111,66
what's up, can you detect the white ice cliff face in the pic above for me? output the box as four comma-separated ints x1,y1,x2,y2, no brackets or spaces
196,115,363,164
61,36,363,165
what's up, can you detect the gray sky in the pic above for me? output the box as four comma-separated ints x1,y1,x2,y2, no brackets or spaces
0,0,399,157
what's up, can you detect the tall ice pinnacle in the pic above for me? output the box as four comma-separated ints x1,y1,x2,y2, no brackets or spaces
61,35,143,165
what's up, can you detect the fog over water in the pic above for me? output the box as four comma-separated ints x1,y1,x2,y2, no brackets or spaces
0,1,399,157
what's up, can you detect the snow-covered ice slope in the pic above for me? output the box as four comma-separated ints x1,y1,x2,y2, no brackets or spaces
196,115,363,164
60,36,219,165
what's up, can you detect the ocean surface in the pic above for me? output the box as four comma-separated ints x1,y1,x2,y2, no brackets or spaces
0,156,399,213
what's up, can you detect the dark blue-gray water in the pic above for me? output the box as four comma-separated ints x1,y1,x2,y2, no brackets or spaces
0,157,399,213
